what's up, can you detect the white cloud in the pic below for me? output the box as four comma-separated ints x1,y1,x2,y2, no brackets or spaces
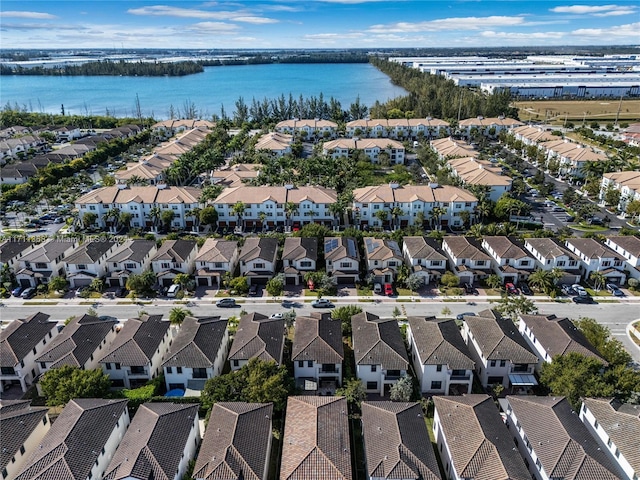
186,22,241,33
368,16,525,33
303,32,365,39
480,30,565,40
1,22,80,31
0,10,57,19
127,5,278,23
550,4,635,15
571,21,640,37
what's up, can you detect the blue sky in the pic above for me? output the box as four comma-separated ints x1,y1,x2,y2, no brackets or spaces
1,1,638,49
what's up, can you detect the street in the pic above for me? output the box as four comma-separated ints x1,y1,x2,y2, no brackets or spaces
2,298,639,362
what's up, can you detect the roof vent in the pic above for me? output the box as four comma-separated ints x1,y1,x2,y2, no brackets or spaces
389,182,400,189
284,184,294,190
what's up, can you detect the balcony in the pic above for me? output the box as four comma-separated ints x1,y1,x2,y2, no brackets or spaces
127,367,148,377
320,365,339,374
450,373,471,381
510,364,534,374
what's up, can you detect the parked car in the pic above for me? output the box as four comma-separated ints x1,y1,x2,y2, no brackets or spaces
384,283,394,296
311,298,334,308
562,285,577,296
270,313,284,319
572,284,588,296
464,283,478,295
588,217,604,225
167,284,181,298
456,312,477,320
505,282,519,295
12,286,23,297
248,284,258,296
216,298,237,308
552,206,565,213
54,217,65,224
115,287,128,298
75,286,88,297
520,283,533,296
21,287,36,299
373,283,382,295
606,283,624,297
307,279,315,291
573,295,596,304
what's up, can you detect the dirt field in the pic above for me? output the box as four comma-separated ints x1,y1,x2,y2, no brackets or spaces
515,99,640,124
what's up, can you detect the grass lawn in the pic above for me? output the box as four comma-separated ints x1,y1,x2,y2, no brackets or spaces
303,289,318,297
483,288,503,296
585,288,611,297
569,224,609,232
357,285,372,296
24,301,58,305
439,287,464,296
515,99,640,123
396,287,416,296
34,292,64,300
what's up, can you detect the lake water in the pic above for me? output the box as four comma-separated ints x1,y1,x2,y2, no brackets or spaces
1,63,407,119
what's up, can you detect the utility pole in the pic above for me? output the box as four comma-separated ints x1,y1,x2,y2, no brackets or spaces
614,93,624,127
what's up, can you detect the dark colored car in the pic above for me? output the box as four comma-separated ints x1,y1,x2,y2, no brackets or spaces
248,284,258,296
311,299,334,308
464,283,479,295
216,298,237,308
573,295,596,304
606,283,624,297
12,286,23,297
562,285,577,296
456,312,477,320
115,287,128,298
519,283,533,296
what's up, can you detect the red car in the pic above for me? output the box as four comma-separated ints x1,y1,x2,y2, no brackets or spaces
384,283,394,296
505,282,519,295
307,279,315,291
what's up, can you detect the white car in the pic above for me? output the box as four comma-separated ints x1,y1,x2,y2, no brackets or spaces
572,284,588,296
270,313,284,319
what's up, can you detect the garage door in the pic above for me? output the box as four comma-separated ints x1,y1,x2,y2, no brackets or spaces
108,278,121,287
197,277,209,286
73,278,92,287
337,276,355,285
286,276,297,285
19,278,32,288
161,278,174,287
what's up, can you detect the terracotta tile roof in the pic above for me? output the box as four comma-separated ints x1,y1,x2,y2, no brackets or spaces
464,310,538,364
402,236,447,262
458,117,523,128
353,184,478,204
432,394,530,480
346,118,449,129
285,185,338,204
194,402,273,480
36,314,117,368
276,119,338,129
362,402,441,480
162,316,227,368
364,237,402,262
103,402,199,480
603,171,640,192
430,137,478,158
152,239,197,263
255,132,292,151
280,396,352,480
292,313,343,364
15,399,128,480
239,237,278,263
228,313,285,364
582,398,640,474
352,312,409,370
443,236,492,261
540,139,608,162
520,314,607,364
511,125,557,143
0,401,49,472
1,312,56,367
98,314,169,367
408,317,474,369
505,396,623,480
195,239,238,264
565,238,624,260
75,185,201,205
282,237,317,262
323,138,404,151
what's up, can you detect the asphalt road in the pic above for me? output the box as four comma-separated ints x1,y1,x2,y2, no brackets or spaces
3,300,639,362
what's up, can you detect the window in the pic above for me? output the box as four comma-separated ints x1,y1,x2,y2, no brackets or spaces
2,468,7,479
106,363,111,370
298,361,304,368
233,360,239,367
20,445,25,455
177,367,182,374
500,360,506,367
166,367,172,374
615,448,620,458
490,360,496,367
77,264,87,270
40,362,46,369
371,365,377,372
431,381,442,390
254,263,265,269
366,381,378,390
436,364,442,372
300,261,312,268
115,363,121,370
42,416,47,425
307,361,313,368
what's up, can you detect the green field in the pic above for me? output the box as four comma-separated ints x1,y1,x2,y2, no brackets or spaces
515,99,640,124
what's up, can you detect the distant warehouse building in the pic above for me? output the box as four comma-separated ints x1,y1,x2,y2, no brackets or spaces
482,81,640,99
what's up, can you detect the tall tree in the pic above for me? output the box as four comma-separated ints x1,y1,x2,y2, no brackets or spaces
40,366,111,406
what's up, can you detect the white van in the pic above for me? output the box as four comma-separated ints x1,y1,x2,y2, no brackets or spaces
413,141,419,148
373,283,382,294
167,284,181,298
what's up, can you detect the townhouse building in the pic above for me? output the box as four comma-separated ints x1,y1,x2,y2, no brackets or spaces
254,132,293,156
345,117,450,139
280,396,352,480
565,237,627,285
75,185,203,231
407,316,475,395
194,402,273,480
99,314,172,389
458,116,524,138
213,185,338,229
0,401,50,480
605,235,640,281
103,403,200,480
523,237,582,284
441,236,492,284
432,394,531,480
363,237,403,284
0,313,59,393
193,239,239,287
105,239,158,288
162,316,229,393
14,239,79,288
539,138,608,178
430,137,478,160
402,236,448,285
152,119,215,136
361,402,442,480
600,171,640,214
446,156,512,201
281,237,317,285
502,396,623,480
151,239,198,287
14,399,129,480
238,237,278,285
510,124,557,147
481,236,536,285
64,240,118,289
275,118,338,140
228,313,285,370
292,313,343,391
462,309,539,391
352,312,409,395
580,397,640,480
352,183,478,230
322,138,405,164
210,163,260,188
519,313,607,369
324,236,360,284
36,314,118,374
0,240,35,272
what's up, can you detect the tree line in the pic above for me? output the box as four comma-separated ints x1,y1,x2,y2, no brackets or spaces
0,59,205,77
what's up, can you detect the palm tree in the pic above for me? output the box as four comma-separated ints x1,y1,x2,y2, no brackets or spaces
148,206,161,231
415,210,426,229
119,212,133,232
467,224,485,239
306,210,319,224
258,211,267,231
105,208,121,231
169,307,192,326
374,209,389,229
284,202,298,228
328,202,344,227
550,267,564,285
528,269,554,294
485,274,502,290
429,206,447,230
231,201,246,230
186,207,201,232
390,207,404,231
590,271,606,291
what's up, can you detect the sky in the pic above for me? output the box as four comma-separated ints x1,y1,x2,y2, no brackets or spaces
0,0,638,50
